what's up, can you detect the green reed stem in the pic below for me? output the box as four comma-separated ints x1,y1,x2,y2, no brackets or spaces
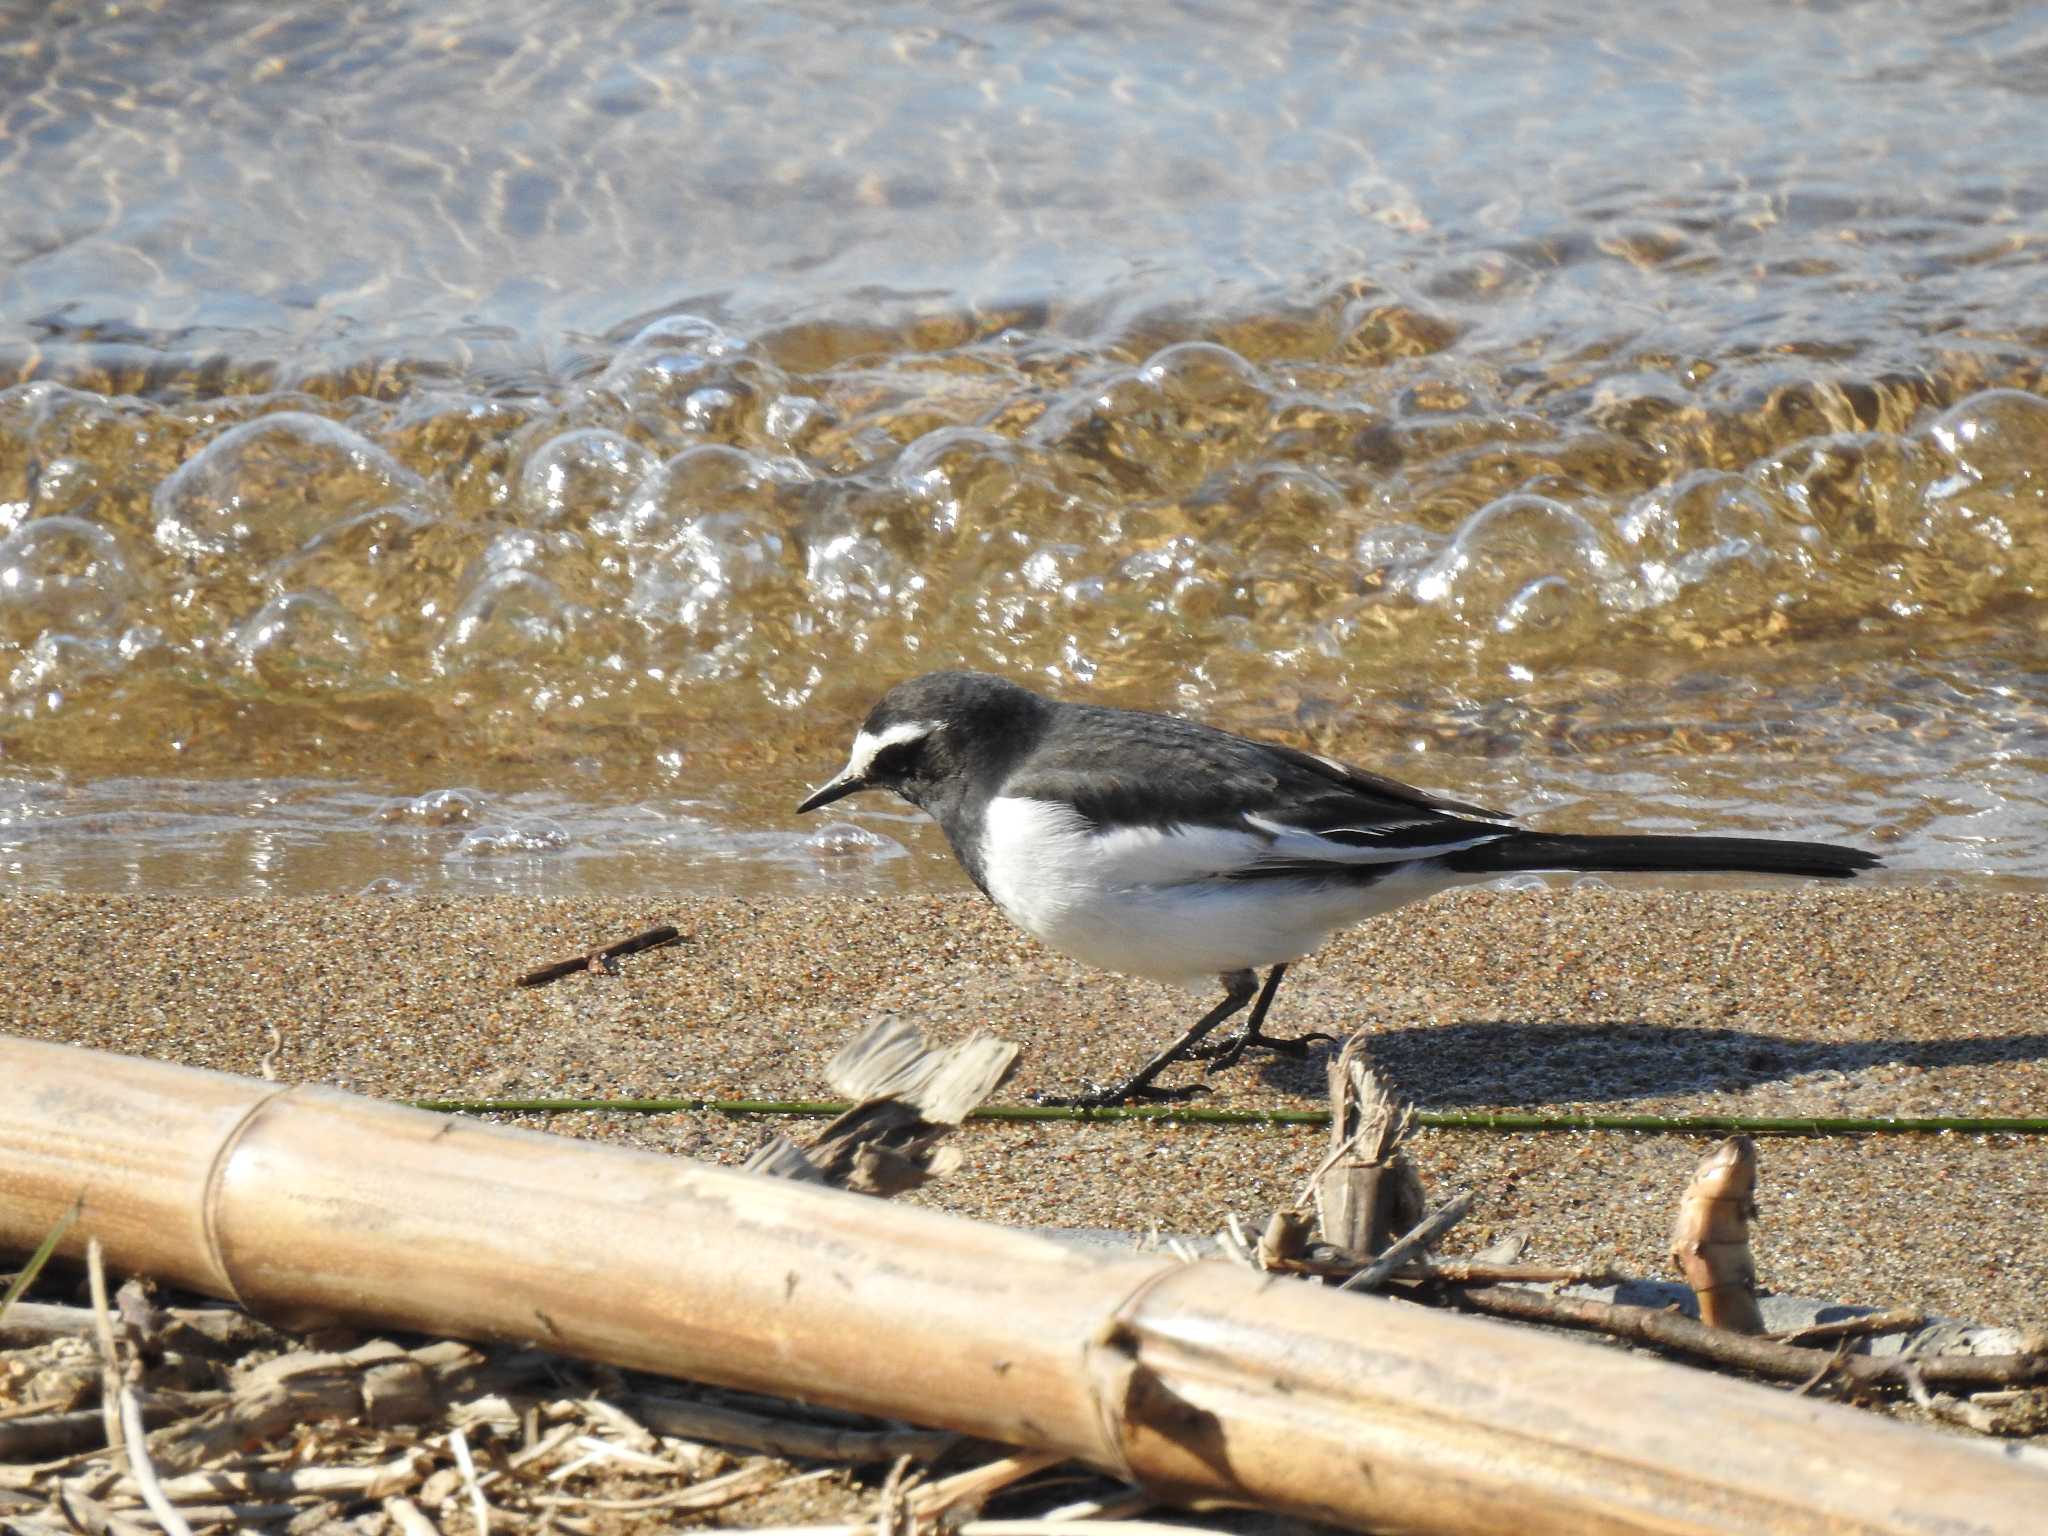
405,1096,2048,1137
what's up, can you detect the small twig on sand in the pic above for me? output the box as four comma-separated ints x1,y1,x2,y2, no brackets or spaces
1413,1261,1622,1287
1770,1309,1926,1347
517,925,681,987
1340,1193,1474,1294
1449,1285,2048,1393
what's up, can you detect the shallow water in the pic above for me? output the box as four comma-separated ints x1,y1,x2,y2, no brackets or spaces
2,0,2045,894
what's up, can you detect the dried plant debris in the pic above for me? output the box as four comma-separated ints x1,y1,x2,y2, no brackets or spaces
0,1025,1086,1536
5,1019,2043,1536
1668,1136,1764,1333
0,1262,1207,1536
745,1017,1019,1197
1306,1035,1425,1260
0,1273,973,1534
1063,1037,2048,1434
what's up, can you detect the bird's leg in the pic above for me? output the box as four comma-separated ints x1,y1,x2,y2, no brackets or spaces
1188,964,1336,1072
1037,969,1260,1109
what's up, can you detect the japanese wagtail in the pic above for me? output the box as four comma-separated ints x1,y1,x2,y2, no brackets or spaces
797,670,1879,1107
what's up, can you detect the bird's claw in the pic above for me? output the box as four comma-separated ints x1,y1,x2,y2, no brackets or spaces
1190,1028,1339,1069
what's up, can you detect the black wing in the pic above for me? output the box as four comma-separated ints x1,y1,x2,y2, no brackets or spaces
1001,702,1515,870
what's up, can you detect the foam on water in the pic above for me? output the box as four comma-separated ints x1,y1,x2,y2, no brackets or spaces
0,0,2044,891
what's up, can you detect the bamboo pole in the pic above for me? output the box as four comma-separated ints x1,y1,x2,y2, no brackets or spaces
0,1035,2039,1536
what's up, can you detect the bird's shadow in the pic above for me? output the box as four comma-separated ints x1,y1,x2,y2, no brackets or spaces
1249,1020,2048,1108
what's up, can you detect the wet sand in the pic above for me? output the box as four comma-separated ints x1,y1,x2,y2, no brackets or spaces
4,884,2043,1325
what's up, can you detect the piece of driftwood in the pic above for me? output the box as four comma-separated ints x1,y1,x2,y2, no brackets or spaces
3,1035,2047,1536
1669,1137,1764,1333
744,1017,1018,1196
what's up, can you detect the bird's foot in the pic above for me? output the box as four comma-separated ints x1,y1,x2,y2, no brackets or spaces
1191,1027,1339,1072
1032,1080,1213,1110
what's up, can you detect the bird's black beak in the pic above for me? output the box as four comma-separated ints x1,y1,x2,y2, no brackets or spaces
796,772,866,814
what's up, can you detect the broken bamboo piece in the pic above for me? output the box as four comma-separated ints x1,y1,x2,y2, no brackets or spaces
1,1034,2043,1536
1669,1136,1764,1333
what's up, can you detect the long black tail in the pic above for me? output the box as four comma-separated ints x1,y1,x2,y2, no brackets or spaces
1441,831,1879,880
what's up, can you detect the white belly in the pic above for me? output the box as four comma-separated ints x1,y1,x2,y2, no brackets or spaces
978,796,1460,988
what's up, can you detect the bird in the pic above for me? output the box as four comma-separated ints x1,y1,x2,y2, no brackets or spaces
796,670,1880,1107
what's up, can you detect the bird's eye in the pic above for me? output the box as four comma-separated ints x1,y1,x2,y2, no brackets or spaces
870,740,920,778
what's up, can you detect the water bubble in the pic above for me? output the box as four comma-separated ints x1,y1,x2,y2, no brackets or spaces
267,501,472,645
1925,389,2048,486
436,568,572,670
3,631,126,715
1495,575,1580,634
379,787,490,826
891,426,1038,539
597,444,769,548
1137,341,1265,412
622,313,747,360
1352,522,1444,596
763,393,835,449
0,515,134,640
229,591,368,687
152,412,426,563
516,428,656,531
1750,432,1924,544
1411,494,1627,632
389,395,537,513
805,530,916,611
595,317,786,437
453,820,571,857
626,507,797,639
1917,390,2048,561
1621,471,1804,612
801,820,900,861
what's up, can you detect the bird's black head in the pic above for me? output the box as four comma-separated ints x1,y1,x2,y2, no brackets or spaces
795,670,1046,816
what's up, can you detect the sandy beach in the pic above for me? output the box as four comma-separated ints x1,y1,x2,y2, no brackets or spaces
5,882,2042,1329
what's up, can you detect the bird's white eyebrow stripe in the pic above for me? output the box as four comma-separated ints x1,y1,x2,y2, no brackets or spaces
840,718,938,781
